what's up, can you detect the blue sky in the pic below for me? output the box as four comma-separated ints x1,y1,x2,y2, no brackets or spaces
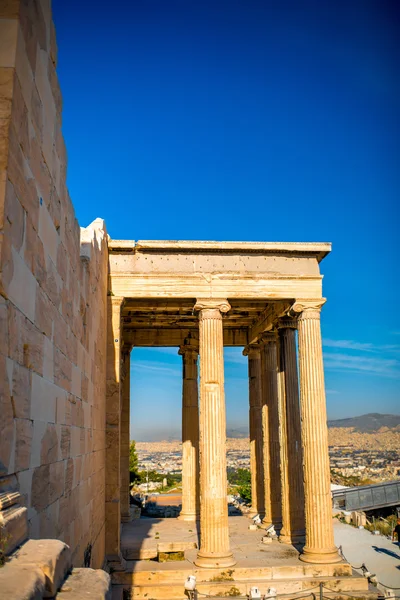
52,1,399,439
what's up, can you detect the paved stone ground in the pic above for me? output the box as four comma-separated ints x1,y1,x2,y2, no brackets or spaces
121,516,301,567
334,519,400,590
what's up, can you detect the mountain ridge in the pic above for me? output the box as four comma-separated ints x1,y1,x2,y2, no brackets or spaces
327,412,400,433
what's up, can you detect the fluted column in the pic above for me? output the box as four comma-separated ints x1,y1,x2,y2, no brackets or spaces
178,343,200,521
243,343,264,518
277,319,305,543
292,301,341,564
194,299,236,568
120,349,131,523
261,333,281,529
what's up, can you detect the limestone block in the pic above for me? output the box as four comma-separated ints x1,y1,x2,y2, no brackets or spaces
42,336,54,382
10,70,30,160
54,347,72,391
15,24,34,110
7,246,38,323
24,218,46,284
38,201,59,266
29,419,47,469
60,568,111,599
31,463,49,512
49,460,64,504
0,355,14,477
30,372,57,423
31,82,44,143
0,505,28,554
0,296,8,357
35,285,55,338
15,418,33,471
8,128,40,232
12,362,31,419
60,425,71,459
42,254,61,308
4,179,25,252
40,423,58,464
8,305,44,375
0,563,45,600
16,538,72,598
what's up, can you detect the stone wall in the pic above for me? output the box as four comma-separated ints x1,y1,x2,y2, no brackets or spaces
0,1,108,567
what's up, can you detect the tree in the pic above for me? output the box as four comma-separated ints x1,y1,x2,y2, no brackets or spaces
227,468,252,503
129,440,139,483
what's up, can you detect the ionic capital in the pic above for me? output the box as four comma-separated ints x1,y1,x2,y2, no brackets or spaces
194,298,231,318
178,343,199,357
259,331,277,345
277,317,297,330
289,299,326,320
243,342,262,358
110,295,125,308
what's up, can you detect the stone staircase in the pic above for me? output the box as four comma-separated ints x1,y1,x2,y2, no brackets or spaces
111,561,378,600
0,478,111,599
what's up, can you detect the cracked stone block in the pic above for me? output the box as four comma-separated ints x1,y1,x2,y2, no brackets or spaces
14,538,72,598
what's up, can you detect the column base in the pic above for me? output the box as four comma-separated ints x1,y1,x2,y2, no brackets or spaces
177,512,199,522
247,508,261,519
300,546,342,564
194,551,236,569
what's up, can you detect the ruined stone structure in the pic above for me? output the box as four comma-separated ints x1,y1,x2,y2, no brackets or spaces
0,2,375,599
107,240,341,568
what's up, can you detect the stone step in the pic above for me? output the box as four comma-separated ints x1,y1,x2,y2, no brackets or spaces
123,574,371,600
60,568,111,599
0,491,22,510
113,562,353,586
121,540,197,561
0,505,28,555
0,562,46,600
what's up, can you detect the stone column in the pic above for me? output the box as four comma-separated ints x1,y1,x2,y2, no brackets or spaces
120,349,131,523
243,343,264,518
261,333,281,529
178,343,200,521
276,319,305,543
292,301,341,564
105,296,126,567
194,299,236,568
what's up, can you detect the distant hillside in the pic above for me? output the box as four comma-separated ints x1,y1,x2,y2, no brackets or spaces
226,427,249,439
328,413,400,433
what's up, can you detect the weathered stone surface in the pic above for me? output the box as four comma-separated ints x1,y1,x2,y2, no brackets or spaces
12,362,31,419
40,423,58,464
60,568,111,599
15,418,33,471
31,463,49,512
0,354,14,477
0,563,45,600
14,539,72,598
